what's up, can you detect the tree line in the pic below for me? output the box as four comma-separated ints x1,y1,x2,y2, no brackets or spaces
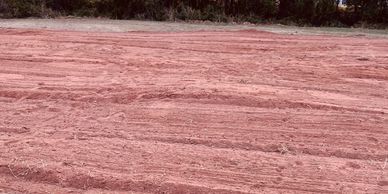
0,0,387,27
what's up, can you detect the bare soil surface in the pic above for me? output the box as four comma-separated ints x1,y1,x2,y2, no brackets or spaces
0,26,388,193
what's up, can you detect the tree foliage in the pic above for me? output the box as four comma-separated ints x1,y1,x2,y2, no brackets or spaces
0,0,387,27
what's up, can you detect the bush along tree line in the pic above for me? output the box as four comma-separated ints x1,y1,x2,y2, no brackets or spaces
0,0,387,27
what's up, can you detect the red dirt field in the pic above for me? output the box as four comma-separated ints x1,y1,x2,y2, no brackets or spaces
0,28,388,194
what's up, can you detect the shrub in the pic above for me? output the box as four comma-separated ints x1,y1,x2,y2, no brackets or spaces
0,0,387,27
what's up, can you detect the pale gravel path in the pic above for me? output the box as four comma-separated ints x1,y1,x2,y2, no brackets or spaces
0,18,387,38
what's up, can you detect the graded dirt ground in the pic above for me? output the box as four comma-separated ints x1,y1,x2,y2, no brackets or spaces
0,25,387,193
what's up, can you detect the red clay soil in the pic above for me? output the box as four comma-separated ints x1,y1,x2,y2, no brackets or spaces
0,28,387,194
